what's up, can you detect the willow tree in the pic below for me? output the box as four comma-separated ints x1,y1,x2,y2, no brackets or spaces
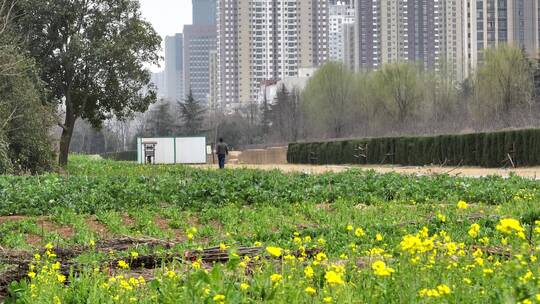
473,45,533,128
302,62,355,139
372,63,424,127
13,0,161,166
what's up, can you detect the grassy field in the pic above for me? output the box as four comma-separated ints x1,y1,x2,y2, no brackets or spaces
1,155,540,303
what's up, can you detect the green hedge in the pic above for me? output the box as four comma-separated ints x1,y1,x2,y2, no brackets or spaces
100,150,137,161
287,129,540,167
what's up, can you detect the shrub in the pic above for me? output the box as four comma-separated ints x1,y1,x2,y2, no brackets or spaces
288,129,540,168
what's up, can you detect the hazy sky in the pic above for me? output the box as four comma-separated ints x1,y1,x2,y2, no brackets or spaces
139,0,192,71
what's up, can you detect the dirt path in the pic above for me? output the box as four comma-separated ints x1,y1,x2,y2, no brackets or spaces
198,163,540,179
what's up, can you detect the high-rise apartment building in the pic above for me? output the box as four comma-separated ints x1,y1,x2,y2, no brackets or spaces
151,71,166,99
193,0,217,25
217,0,329,107
208,50,219,108
354,0,466,80
182,0,217,103
354,0,381,70
464,0,540,73
183,25,217,103
329,1,355,64
164,34,184,101
343,22,356,69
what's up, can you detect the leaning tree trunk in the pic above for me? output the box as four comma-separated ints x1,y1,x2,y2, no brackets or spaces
58,104,77,167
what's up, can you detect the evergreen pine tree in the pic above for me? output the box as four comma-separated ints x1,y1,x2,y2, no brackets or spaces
179,89,206,136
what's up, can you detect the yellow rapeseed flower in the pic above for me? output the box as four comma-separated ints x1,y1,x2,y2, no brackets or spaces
305,266,314,279
437,213,446,223
376,234,383,241
284,254,296,261
323,297,333,303
315,252,327,262
305,286,317,295
213,294,225,302
45,243,54,250
28,271,36,279
372,260,395,277
468,223,480,238
270,274,283,283
240,283,250,291
520,270,533,283
457,200,468,210
355,228,365,237
479,237,490,245
437,284,451,295
419,284,451,298
266,246,283,258
57,274,66,283
219,243,228,251
118,260,129,269
346,225,353,231
496,218,526,239
131,251,139,258
325,270,345,285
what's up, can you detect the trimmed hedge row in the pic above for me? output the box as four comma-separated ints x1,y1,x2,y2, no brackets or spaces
100,150,137,161
287,129,540,167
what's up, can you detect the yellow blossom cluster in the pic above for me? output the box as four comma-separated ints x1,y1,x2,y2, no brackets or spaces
371,260,395,277
468,223,480,238
419,284,451,298
496,218,526,239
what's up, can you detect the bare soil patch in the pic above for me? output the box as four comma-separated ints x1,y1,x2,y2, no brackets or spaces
196,164,540,179
25,234,43,246
153,215,184,241
36,219,75,239
121,214,136,227
0,216,27,225
85,216,110,238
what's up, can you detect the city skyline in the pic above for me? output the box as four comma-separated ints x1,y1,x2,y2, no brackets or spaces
152,0,540,106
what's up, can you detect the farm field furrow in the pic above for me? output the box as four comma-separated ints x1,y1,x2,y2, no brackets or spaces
0,155,540,303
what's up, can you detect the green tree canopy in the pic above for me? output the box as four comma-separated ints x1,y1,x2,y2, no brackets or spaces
0,0,55,174
12,0,161,166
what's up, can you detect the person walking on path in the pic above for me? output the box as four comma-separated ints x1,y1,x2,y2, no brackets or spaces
216,138,229,169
